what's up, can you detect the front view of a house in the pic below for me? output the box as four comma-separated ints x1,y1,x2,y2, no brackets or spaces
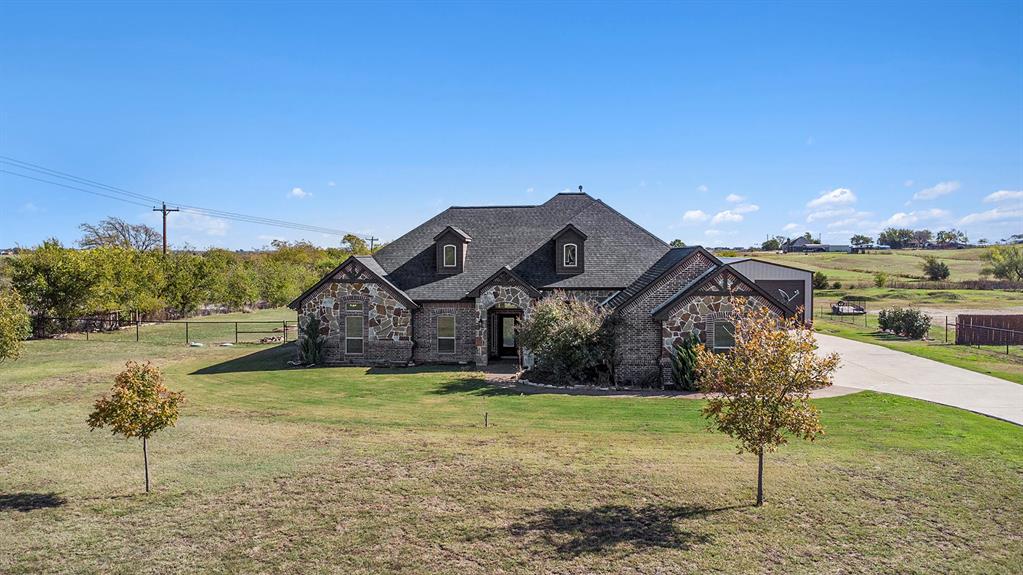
290,191,808,386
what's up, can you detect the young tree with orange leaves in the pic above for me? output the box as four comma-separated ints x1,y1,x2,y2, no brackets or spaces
696,299,839,506
87,361,184,493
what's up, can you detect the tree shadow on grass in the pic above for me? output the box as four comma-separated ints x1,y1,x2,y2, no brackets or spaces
428,378,519,396
0,492,67,512
191,343,297,374
508,503,739,557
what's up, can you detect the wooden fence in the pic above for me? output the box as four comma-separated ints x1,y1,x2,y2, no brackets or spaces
955,315,1023,346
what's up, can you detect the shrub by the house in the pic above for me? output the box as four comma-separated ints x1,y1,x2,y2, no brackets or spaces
670,333,700,391
517,294,613,386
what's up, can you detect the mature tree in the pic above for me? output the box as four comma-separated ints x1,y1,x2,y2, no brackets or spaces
935,229,969,245
0,288,31,362
877,228,914,249
800,232,821,244
343,234,371,255
696,300,839,506
669,239,686,248
849,234,873,247
8,239,100,333
222,262,258,310
87,361,184,493
911,229,933,247
161,252,217,317
982,246,1023,282
88,247,165,315
79,217,161,251
761,236,786,251
920,255,950,281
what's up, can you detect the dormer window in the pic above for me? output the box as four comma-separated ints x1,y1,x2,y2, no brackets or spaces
434,226,472,274
553,224,586,275
563,243,578,267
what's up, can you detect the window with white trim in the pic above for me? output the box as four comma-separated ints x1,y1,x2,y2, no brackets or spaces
443,244,457,267
563,243,578,267
712,321,735,352
345,315,364,354
437,315,455,354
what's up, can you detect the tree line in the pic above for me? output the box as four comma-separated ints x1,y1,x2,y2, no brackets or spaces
0,217,375,335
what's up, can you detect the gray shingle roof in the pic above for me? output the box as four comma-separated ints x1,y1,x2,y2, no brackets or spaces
604,247,705,309
371,192,670,301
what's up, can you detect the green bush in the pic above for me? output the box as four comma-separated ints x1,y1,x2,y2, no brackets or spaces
873,271,890,288
670,332,701,391
831,281,842,289
877,307,931,339
298,316,326,365
518,293,614,386
921,256,951,281
812,272,829,290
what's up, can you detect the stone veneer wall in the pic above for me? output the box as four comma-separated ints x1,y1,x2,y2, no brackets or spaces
412,301,477,364
298,273,412,366
474,284,536,367
658,294,771,385
614,252,717,386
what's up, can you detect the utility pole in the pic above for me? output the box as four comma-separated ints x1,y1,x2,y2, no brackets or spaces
152,202,179,255
367,236,379,251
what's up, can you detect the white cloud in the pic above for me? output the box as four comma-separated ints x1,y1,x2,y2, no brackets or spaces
782,223,800,232
733,203,759,214
704,229,723,237
525,187,535,194
903,180,914,188
806,207,854,222
959,207,1023,225
682,209,710,223
984,190,1023,203
882,208,950,227
696,184,709,193
172,212,230,236
327,181,336,187
913,181,959,200
288,187,311,199
807,187,856,208
19,202,39,213
711,210,744,225
725,193,744,203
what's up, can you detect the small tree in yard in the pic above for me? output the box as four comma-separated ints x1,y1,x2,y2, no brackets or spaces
87,361,184,493
0,288,31,363
696,300,839,506
812,271,829,290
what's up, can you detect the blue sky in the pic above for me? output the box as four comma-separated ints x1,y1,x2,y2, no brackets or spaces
1,1,1021,250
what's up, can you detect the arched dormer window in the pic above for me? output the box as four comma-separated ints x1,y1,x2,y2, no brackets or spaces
563,243,578,267
443,244,457,267
553,224,586,275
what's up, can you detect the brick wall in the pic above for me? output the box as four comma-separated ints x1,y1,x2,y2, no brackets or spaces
412,302,477,364
614,252,716,386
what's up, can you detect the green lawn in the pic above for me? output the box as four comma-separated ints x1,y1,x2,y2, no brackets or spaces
1,320,1021,574
814,287,1023,313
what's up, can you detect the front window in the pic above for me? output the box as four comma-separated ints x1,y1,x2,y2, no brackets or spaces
437,315,455,354
563,243,578,267
713,321,735,351
443,244,457,267
345,315,364,354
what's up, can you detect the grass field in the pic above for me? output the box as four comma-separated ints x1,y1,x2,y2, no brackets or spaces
814,286,1023,313
747,248,991,284
2,317,1022,573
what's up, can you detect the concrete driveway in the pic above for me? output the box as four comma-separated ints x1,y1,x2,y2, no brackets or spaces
815,333,1023,425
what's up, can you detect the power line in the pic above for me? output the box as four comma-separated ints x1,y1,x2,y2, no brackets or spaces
0,157,366,238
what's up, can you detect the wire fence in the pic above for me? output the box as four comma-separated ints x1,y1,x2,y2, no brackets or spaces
36,316,298,346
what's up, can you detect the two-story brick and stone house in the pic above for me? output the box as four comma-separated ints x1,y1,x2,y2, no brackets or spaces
289,191,810,385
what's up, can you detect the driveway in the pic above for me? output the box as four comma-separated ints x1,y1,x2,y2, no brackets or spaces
815,333,1023,425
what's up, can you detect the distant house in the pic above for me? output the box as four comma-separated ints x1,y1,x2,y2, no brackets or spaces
782,237,850,253
291,191,802,386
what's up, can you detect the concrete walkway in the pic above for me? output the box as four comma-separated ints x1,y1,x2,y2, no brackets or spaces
815,333,1023,425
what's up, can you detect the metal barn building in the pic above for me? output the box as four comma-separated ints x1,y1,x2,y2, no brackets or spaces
720,257,813,323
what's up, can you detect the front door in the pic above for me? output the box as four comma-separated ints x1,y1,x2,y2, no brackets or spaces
499,315,517,358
